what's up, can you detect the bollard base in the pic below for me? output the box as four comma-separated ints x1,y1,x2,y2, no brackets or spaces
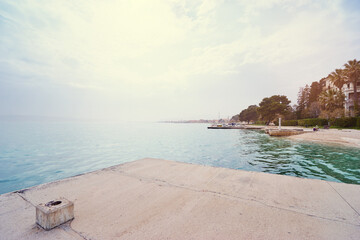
36,198,74,230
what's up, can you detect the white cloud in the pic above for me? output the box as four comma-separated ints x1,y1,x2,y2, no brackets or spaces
1,1,189,86
165,0,359,78
0,0,359,120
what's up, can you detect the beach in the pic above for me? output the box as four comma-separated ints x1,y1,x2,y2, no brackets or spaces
286,128,360,148
247,124,360,148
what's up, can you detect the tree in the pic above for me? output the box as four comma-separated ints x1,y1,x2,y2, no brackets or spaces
239,105,259,123
319,108,344,119
257,95,291,123
328,69,345,90
330,59,360,116
344,59,360,116
230,114,239,122
318,89,345,112
296,85,310,119
308,81,322,106
308,101,321,118
284,105,297,120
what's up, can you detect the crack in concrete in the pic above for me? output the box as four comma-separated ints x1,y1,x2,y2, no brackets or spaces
119,171,360,227
16,192,35,207
327,182,360,217
10,166,359,240
61,224,91,240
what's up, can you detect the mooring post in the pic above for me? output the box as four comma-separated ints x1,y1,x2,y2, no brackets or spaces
279,117,281,130
36,198,74,230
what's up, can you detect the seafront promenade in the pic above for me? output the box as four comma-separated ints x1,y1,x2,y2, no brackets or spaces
0,158,359,239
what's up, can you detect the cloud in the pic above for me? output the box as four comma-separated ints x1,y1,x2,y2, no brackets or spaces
164,0,359,78
1,1,189,87
0,0,359,120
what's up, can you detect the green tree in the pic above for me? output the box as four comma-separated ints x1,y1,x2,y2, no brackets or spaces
308,101,321,118
329,69,345,89
230,114,239,122
330,59,360,116
318,89,345,112
239,105,259,123
344,59,360,116
258,95,291,123
296,85,310,119
284,105,297,120
308,81,322,106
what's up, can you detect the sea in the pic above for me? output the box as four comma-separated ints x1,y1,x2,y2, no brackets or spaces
0,119,359,194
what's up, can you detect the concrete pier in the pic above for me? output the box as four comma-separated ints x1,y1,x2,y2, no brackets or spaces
267,129,305,137
0,158,359,239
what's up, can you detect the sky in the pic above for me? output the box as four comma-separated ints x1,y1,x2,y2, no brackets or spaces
1,0,360,121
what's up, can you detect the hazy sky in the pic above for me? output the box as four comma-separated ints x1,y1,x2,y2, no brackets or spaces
1,0,360,121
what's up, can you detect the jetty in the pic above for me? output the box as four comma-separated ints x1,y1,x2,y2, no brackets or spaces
266,128,305,136
0,158,359,239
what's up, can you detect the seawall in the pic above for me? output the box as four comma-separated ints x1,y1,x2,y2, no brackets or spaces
0,158,359,239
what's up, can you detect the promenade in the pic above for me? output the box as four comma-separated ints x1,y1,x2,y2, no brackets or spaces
0,158,359,239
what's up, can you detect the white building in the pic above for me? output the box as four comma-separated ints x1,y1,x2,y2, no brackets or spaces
323,77,360,116
343,82,360,116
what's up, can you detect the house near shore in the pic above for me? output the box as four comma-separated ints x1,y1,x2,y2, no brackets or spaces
322,77,360,116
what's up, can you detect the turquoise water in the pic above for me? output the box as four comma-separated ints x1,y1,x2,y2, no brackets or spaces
0,121,359,194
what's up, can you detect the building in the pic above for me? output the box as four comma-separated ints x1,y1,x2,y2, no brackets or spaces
323,77,360,116
343,82,360,116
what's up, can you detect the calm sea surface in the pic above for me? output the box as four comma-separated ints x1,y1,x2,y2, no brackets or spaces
0,120,359,194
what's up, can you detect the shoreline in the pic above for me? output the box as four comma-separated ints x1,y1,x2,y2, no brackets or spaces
247,125,360,148
287,128,360,148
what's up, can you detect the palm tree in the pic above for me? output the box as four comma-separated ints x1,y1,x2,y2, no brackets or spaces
328,68,345,90
318,89,345,112
343,59,360,116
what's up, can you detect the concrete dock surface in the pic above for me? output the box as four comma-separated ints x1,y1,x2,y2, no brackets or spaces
0,158,359,239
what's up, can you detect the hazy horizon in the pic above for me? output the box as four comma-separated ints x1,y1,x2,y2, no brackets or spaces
1,0,360,121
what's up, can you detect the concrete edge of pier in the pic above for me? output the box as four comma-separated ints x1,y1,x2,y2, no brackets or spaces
0,158,359,239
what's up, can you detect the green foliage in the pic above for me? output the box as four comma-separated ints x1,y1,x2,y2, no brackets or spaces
329,59,360,116
318,89,345,112
329,117,359,128
272,117,360,128
308,101,321,118
258,95,291,122
239,105,259,123
319,108,344,119
328,69,345,89
254,120,266,125
297,85,310,118
308,82,322,105
284,117,360,128
344,60,360,115
298,118,328,127
230,114,239,122
274,120,298,126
